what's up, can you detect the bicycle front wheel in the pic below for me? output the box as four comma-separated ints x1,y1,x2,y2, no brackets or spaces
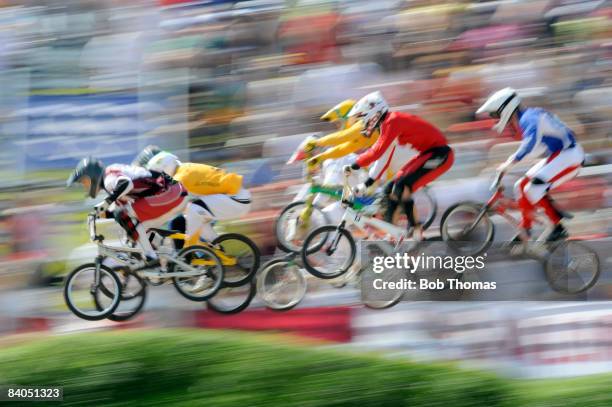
257,257,307,311
275,201,329,253
301,225,356,279
212,233,260,287
440,202,494,255
546,241,600,294
64,263,121,321
172,245,224,301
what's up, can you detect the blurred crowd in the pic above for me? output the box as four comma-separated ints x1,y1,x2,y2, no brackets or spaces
0,0,610,272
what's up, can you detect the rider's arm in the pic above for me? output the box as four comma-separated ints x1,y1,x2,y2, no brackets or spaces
499,122,538,172
366,140,397,185
354,125,395,170
315,131,376,161
316,122,363,147
105,176,134,203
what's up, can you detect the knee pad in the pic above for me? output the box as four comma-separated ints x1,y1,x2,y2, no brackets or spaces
114,209,139,241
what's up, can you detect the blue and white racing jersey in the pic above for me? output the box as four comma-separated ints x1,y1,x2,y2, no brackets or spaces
513,108,577,161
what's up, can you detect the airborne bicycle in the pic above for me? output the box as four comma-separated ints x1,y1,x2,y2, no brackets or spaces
440,172,600,294
276,137,437,253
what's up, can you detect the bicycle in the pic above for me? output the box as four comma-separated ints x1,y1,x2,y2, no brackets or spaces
440,172,600,294
153,225,260,288
130,225,260,315
64,213,224,321
300,173,423,280
276,138,437,253
92,224,259,319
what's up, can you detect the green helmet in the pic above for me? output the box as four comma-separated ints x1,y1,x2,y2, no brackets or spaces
132,145,162,167
66,156,104,198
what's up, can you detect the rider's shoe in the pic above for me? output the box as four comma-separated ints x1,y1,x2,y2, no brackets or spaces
547,223,569,242
511,228,531,242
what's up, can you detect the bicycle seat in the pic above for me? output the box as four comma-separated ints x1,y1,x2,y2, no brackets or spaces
149,228,183,237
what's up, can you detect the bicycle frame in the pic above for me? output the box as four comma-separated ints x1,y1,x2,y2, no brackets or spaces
87,214,215,281
164,231,237,266
468,174,548,242
333,177,410,252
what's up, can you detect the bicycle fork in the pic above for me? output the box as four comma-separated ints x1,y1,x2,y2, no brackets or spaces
91,255,104,295
464,205,490,235
326,221,346,256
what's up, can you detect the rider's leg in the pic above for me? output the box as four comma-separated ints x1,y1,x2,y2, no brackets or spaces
394,146,454,230
514,176,535,233
184,201,216,243
524,146,584,240
128,183,188,263
188,189,252,242
384,181,400,224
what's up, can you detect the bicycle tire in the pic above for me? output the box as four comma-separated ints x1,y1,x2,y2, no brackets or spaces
64,263,121,321
256,256,307,311
172,245,224,301
301,225,356,279
440,202,495,256
94,271,147,322
207,280,256,314
212,233,260,287
275,201,330,253
97,267,145,300
545,240,601,294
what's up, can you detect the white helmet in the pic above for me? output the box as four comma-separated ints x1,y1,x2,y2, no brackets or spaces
348,91,389,134
476,87,522,134
146,151,180,176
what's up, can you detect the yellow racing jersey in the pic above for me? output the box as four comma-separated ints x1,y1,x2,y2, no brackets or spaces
174,163,243,196
313,121,380,161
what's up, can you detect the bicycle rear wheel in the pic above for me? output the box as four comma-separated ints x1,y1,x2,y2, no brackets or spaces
94,269,147,322
257,257,307,311
275,201,330,253
172,245,224,301
212,233,260,287
207,280,256,314
440,202,494,255
546,240,600,294
414,186,437,230
64,263,121,321
301,225,356,279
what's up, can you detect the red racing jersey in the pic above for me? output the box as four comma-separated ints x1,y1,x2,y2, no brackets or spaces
356,112,448,180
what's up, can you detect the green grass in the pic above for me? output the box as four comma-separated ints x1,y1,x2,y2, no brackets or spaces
0,329,515,407
0,329,610,407
515,375,612,407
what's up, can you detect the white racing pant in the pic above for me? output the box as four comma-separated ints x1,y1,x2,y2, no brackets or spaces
514,145,585,204
124,198,189,259
183,188,252,242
